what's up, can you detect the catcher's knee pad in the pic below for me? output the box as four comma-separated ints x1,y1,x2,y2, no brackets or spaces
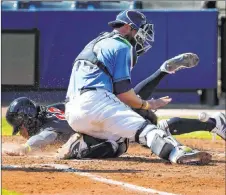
133,109,158,125
135,123,180,160
135,121,164,146
158,119,171,135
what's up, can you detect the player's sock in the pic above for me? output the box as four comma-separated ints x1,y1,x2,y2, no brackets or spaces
208,118,216,126
158,118,216,135
134,69,168,99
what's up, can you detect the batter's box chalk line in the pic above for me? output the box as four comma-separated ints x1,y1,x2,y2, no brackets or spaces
2,163,180,195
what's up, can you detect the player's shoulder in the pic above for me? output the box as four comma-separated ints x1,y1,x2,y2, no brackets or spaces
110,35,132,52
98,34,132,52
112,35,132,49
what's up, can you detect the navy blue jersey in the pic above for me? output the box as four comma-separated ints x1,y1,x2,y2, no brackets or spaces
26,103,74,149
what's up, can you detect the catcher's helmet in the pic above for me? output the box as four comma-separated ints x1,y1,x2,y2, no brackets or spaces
6,97,40,136
108,9,154,56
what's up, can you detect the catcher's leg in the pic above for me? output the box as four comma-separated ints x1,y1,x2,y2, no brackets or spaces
136,122,212,165
65,89,210,164
56,133,128,159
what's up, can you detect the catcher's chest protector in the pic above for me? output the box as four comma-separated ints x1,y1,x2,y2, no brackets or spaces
74,31,119,79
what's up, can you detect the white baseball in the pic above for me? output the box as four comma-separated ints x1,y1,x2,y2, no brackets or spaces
198,112,210,122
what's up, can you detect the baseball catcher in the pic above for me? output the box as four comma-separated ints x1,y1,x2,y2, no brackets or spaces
58,9,225,164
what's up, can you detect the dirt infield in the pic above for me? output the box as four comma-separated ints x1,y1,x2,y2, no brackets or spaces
2,136,225,195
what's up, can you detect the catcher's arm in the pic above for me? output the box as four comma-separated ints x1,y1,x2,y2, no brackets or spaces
117,89,171,110
117,89,150,109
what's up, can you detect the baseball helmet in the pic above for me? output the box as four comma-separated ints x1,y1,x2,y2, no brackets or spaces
6,97,41,136
108,9,154,55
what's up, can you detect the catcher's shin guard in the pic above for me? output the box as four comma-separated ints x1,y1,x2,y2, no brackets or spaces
135,122,175,160
135,122,211,164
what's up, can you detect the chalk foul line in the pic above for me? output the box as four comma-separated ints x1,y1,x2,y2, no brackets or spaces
2,164,180,195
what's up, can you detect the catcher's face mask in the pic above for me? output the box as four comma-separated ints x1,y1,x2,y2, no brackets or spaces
108,10,154,56
133,23,154,56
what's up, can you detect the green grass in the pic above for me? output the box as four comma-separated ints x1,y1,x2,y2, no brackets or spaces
1,117,13,136
159,116,221,140
2,189,23,195
175,131,221,140
1,117,221,139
